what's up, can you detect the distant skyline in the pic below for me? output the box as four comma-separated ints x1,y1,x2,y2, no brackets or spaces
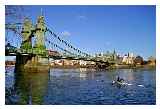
6,5,156,60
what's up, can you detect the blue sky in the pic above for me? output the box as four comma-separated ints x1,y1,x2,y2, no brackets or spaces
6,5,156,60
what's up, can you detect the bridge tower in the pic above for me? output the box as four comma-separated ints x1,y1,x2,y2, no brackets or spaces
31,15,49,67
21,18,33,52
34,15,46,55
16,15,49,69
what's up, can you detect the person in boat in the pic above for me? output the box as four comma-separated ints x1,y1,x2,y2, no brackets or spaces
117,76,120,82
112,76,125,85
117,76,124,83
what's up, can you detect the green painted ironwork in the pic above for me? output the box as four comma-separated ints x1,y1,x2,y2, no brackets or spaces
20,18,33,54
6,15,116,65
33,16,47,56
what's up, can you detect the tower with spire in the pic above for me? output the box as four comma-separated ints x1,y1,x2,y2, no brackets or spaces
34,9,46,55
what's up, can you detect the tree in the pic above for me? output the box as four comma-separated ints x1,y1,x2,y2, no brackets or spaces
148,56,156,65
134,56,143,65
6,6,25,24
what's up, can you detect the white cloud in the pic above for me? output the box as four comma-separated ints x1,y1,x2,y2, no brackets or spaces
61,30,71,37
77,15,87,20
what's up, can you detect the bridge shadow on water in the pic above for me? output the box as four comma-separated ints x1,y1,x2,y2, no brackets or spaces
6,65,50,105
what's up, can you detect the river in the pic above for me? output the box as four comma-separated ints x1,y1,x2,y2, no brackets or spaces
5,66,156,105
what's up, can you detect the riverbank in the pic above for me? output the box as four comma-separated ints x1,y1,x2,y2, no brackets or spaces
5,65,15,67
108,64,156,70
49,64,155,70
5,63,155,70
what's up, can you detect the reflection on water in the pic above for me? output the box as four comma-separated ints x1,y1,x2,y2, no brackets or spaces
6,66,156,105
6,66,49,105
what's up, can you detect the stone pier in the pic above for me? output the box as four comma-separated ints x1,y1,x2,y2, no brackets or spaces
16,54,49,70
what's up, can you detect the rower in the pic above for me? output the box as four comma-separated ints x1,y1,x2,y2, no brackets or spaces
117,76,124,83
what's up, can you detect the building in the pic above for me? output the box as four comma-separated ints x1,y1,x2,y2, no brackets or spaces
50,60,64,66
79,60,87,66
116,56,123,65
48,50,61,56
94,50,118,62
122,53,135,65
63,59,74,66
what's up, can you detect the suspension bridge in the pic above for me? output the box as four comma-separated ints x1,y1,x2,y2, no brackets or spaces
5,14,115,68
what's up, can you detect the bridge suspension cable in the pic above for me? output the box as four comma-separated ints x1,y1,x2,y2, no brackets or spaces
46,27,91,58
5,23,23,48
5,18,93,59
46,39,75,55
45,34,79,58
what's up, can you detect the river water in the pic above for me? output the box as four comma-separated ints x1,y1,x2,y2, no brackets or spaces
5,66,156,105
